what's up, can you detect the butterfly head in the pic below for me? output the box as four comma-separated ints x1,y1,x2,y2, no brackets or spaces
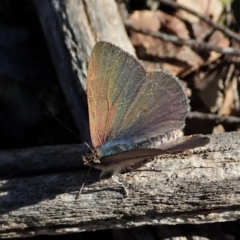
82,149,103,170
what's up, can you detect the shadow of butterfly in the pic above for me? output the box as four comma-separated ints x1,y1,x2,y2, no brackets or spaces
79,41,209,197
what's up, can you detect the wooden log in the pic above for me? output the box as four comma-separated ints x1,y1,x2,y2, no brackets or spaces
0,132,240,238
34,0,135,142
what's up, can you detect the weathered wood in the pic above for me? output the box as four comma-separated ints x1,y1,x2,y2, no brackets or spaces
0,144,88,178
34,0,134,142
0,132,240,238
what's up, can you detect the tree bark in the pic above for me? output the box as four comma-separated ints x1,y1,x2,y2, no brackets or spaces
34,0,135,142
0,132,240,238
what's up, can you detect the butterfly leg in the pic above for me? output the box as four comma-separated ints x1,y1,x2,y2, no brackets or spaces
98,171,106,190
111,175,128,197
75,166,92,200
99,170,111,189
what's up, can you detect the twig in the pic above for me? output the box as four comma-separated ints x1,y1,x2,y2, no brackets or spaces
159,0,240,42
188,111,240,124
125,22,240,56
232,76,240,112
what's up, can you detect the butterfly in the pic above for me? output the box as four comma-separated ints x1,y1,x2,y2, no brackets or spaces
79,41,209,197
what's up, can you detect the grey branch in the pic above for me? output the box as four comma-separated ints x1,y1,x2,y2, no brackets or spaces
125,22,240,56
188,111,240,124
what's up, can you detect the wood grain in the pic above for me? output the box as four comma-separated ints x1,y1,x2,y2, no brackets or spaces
0,132,240,238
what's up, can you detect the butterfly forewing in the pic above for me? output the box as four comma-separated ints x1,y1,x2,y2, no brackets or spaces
87,42,146,148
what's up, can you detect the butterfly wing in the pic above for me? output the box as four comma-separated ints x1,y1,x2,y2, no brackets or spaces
98,134,209,172
99,148,168,173
100,134,209,164
87,42,146,148
100,148,168,164
160,134,210,153
112,71,189,143
87,42,189,149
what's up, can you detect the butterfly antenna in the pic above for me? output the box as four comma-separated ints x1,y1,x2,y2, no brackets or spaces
45,109,93,152
45,109,94,199
75,166,92,200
